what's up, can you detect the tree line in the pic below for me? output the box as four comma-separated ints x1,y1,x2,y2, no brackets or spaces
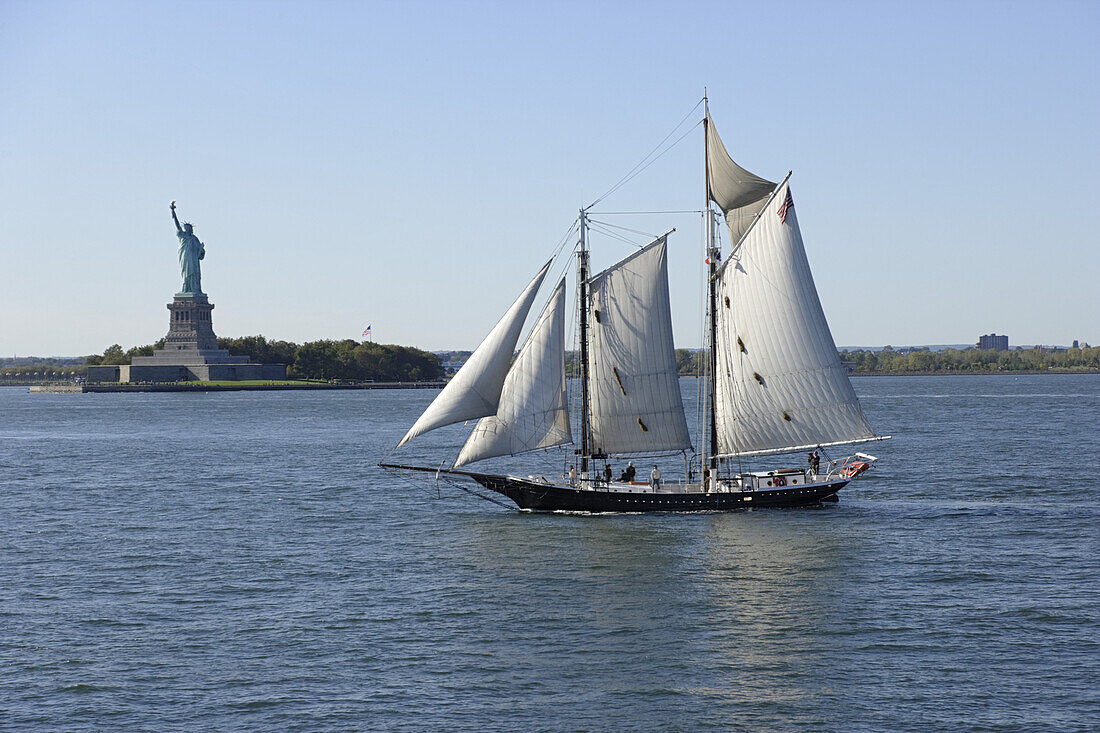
839,346,1100,373
672,346,1100,375
81,336,444,382
4,342,1098,384
565,346,1100,377
0,360,86,382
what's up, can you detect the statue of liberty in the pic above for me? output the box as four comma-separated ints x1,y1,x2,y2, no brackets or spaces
171,201,205,295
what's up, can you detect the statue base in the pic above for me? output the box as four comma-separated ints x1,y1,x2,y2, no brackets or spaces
87,295,287,383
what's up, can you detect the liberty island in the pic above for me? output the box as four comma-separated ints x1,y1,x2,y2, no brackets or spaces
85,203,286,384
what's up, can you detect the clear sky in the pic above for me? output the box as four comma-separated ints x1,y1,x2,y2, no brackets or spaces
2,0,1097,356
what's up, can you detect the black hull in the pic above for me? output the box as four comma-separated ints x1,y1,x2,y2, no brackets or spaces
470,475,848,513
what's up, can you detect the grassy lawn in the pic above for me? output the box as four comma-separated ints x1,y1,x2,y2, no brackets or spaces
115,379,327,387
193,380,322,386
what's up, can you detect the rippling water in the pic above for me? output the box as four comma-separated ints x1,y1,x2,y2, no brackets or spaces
2,375,1097,731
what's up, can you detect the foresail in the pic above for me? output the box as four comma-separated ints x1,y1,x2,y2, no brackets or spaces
587,236,692,455
454,278,571,467
397,260,552,448
714,180,877,457
706,112,776,245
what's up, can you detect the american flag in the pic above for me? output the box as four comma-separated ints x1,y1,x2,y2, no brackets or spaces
778,188,794,223
362,325,372,338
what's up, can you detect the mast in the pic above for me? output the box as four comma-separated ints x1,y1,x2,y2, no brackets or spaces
577,208,592,474
704,98,718,472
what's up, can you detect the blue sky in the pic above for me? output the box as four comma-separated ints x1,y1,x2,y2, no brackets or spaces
2,0,1097,356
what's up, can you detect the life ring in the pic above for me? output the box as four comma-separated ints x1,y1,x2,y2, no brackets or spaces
842,462,869,478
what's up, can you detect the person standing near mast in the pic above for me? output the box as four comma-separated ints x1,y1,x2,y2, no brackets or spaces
650,465,661,492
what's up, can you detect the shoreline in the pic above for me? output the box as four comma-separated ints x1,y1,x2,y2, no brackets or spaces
17,370,1100,394
848,369,1100,377
27,381,446,393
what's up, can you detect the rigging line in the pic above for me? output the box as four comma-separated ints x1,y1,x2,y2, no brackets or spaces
550,220,580,288
586,99,704,209
588,218,664,239
586,222,642,248
587,218,642,239
444,477,517,510
553,219,580,260
589,210,703,215
586,226,644,247
588,120,704,208
587,99,702,208
545,219,580,295
379,465,446,501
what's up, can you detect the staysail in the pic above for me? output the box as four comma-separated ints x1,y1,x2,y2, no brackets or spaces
713,179,877,457
397,260,551,448
587,235,692,455
454,278,571,467
706,111,776,245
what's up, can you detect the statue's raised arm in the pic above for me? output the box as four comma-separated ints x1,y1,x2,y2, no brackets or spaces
170,200,182,233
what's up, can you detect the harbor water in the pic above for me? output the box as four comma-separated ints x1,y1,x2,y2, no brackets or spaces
2,375,1097,731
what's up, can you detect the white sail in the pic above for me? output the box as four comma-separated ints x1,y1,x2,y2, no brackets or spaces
454,278,571,467
714,180,877,457
587,236,692,455
706,111,775,245
397,260,551,448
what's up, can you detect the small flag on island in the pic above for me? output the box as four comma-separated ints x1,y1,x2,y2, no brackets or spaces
362,325,372,340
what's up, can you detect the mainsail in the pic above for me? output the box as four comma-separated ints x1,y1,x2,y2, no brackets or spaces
397,260,551,448
706,111,776,245
713,180,877,456
587,235,692,455
454,278,571,467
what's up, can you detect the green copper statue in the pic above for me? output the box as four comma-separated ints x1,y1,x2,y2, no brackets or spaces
171,201,205,296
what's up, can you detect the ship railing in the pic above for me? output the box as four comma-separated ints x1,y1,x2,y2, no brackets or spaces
826,452,879,480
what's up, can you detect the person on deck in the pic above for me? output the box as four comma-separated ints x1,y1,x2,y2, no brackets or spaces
624,462,636,482
603,464,612,484
650,465,661,491
568,465,577,486
809,450,820,475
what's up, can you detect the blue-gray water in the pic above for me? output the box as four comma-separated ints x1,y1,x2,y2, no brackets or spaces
2,376,1098,731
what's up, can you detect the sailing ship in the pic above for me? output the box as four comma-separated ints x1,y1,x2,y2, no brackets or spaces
381,99,888,512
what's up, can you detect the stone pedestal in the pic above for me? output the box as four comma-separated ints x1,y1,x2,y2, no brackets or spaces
134,295,241,366
163,295,220,353
87,295,287,383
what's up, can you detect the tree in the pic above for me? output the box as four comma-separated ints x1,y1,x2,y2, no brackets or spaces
100,344,126,365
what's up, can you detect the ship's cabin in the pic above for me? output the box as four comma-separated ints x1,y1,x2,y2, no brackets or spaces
739,468,812,491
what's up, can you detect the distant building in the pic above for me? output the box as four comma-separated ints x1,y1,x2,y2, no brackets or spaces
978,333,1009,351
